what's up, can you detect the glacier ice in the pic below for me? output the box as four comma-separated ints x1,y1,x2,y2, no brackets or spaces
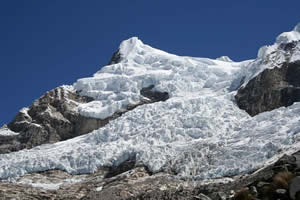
276,23,300,45
0,126,19,136
1,25,300,181
216,56,233,62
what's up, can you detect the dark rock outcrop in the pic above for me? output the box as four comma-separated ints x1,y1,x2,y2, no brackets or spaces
1,86,106,154
289,176,300,200
236,41,300,116
140,85,169,102
105,156,137,179
108,49,122,65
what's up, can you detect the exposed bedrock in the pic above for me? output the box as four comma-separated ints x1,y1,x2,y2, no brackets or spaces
235,42,300,116
108,49,122,65
140,85,169,102
2,86,103,154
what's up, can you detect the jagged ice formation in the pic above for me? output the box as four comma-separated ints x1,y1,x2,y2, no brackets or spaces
1,24,300,182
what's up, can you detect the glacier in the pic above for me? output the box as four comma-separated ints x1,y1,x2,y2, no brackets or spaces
1,24,300,181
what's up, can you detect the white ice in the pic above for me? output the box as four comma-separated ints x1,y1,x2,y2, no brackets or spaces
239,23,300,88
0,126,19,136
17,177,83,190
276,23,300,45
216,56,233,62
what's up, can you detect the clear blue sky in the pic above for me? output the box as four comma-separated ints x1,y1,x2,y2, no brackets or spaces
0,0,299,125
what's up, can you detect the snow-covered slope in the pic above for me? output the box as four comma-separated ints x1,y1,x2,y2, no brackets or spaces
74,37,250,119
0,126,19,136
1,25,300,181
239,24,300,88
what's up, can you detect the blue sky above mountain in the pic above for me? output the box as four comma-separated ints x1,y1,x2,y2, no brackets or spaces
0,0,300,125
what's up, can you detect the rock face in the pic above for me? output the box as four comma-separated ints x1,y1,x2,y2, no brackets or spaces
1,86,105,154
289,176,300,200
236,42,300,116
108,49,122,65
140,85,169,102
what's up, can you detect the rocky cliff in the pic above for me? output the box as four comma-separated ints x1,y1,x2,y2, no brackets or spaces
0,86,104,154
235,41,300,116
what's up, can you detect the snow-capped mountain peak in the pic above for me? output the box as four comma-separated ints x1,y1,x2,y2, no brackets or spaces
257,24,300,60
1,24,300,184
294,22,300,32
119,37,144,60
276,23,300,45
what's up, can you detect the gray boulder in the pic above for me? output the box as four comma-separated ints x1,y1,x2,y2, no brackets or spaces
290,176,300,200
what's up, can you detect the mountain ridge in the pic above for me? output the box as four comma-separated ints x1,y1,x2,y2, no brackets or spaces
1,23,300,199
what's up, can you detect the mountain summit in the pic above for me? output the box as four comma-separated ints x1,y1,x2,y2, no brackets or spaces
1,24,300,199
